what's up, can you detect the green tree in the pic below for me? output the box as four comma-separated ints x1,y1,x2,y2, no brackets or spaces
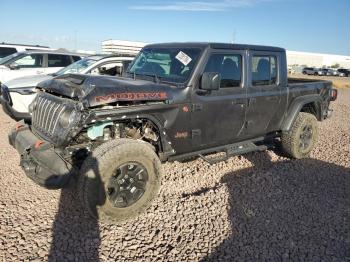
331,63,340,69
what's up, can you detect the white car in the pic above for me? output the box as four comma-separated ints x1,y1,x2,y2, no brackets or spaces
0,42,52,59
0,50,82,84
0,55,134,121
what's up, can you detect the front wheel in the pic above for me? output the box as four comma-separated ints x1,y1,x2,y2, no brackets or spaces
281,112,318,159
78,139,162,223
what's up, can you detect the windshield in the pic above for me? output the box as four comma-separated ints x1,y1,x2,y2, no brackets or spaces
54,57,97,76
0,53,21,65
128,47,202,83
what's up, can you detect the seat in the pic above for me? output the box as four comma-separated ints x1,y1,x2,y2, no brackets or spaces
221,58,239,80
204,55,223,73
254,59,270,82
220,58,241,87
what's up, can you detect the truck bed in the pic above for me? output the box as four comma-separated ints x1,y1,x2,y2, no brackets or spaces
288,77,332,86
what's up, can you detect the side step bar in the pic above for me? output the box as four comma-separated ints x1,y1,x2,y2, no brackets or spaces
199,143,267,165
168,137,269,165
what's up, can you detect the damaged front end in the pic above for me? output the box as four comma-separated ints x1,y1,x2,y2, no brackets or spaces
9,74,175,188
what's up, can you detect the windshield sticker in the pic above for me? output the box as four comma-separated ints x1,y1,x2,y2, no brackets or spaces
175,51,192,66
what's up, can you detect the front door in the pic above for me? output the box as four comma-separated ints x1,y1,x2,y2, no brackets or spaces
6,54,44,82
191,51,247,150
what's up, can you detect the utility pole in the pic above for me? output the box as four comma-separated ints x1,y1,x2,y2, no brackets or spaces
74,30,77,51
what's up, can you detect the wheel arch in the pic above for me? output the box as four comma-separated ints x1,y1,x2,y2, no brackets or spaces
281,95,322,132
87,113,174,161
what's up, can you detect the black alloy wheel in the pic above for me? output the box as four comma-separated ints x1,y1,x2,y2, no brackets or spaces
107,162,149,208
299,124,313,151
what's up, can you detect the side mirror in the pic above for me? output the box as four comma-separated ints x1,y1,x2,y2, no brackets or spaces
9,63,20,70
201,72,220,91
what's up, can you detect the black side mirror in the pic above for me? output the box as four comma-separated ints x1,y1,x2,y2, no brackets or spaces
8,63,20,70
201,72,220,91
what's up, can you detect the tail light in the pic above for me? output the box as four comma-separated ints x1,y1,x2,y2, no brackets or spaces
330,89,337,101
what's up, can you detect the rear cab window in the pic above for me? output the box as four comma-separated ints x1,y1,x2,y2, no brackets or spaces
48,54,72,67
72,56,81,62
0,47,17,59
251,55,278,86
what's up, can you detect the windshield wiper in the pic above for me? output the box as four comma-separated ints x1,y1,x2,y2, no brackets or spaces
128,71,160,84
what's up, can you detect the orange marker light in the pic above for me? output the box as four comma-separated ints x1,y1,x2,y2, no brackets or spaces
34,140,45,149
15,123,24,130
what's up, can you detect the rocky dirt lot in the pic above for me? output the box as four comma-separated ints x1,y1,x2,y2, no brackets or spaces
0,90,349,261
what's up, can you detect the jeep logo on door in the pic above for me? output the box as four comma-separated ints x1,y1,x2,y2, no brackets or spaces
95,92,168,103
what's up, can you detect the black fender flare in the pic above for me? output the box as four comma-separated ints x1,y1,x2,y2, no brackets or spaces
281,94,322,131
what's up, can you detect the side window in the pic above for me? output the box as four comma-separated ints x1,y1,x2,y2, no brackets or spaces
72,56,81,62
14,54,43,68
252,55,277,86
91,62,123,76
204,54,242,88
0,47,17,58
48,54,72,67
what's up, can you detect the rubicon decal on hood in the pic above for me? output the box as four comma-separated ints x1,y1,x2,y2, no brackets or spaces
95,92,168,103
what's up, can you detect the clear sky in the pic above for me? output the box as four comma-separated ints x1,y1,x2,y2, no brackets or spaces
1,0,349,55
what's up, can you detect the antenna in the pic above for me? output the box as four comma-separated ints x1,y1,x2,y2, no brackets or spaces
231,29,236,44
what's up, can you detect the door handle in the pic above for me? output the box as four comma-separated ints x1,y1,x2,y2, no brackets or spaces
37,70,44,74
232,99,245,105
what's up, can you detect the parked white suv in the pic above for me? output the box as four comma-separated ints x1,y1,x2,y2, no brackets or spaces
0,50,82,84
0,55,134,121
0,43,52,59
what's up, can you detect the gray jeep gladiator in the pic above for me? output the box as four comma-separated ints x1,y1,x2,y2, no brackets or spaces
8,43,337,222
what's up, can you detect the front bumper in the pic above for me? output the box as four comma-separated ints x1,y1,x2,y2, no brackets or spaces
0,85,31,121
8,122,73,189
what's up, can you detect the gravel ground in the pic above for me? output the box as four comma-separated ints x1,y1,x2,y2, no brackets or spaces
0,90,349,261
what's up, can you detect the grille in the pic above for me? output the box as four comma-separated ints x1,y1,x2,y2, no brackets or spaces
32,95,67,137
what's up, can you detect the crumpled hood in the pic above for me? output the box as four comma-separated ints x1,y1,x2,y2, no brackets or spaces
5,74,53,89
37,74,174,108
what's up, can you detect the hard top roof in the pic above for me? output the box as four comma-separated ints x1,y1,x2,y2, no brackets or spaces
144,42,285,52
0,42,50,48
14,49,84,56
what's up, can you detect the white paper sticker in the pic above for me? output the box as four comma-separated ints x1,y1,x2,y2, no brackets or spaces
175,51,192,66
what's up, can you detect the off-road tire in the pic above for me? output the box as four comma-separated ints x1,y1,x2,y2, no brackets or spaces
78,139,162,223
281,112,318,159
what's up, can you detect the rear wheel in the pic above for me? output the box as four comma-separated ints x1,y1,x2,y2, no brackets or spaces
78,139,162,223
281,112,318,159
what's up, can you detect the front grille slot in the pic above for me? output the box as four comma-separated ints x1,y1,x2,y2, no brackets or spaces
32,95,67,137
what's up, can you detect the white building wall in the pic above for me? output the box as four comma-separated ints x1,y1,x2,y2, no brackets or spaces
102,40,147,56
287,50,350,68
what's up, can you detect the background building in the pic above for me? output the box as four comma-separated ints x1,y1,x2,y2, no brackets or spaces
287,50,350,68
101,40,147,56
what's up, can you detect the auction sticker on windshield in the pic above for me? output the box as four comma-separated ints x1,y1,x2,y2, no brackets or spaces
175,51,192,66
